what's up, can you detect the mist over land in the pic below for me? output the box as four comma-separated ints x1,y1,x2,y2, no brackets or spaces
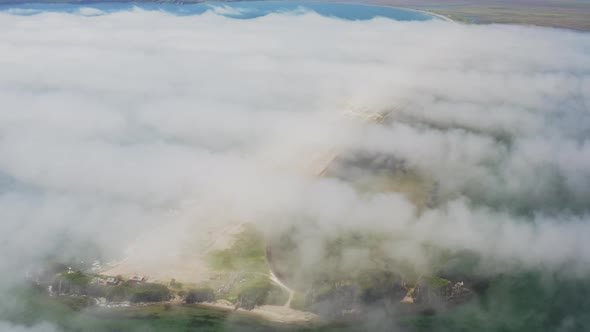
0,3,589,331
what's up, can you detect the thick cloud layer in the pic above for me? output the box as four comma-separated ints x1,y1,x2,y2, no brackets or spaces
0,9,589,329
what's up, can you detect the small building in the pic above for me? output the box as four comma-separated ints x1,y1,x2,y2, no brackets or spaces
129,275,146,283
105,277,120,286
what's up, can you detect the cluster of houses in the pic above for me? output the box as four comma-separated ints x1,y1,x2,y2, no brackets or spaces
91,275,147,286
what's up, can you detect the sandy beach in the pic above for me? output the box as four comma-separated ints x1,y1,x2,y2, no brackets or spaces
197,301,319,324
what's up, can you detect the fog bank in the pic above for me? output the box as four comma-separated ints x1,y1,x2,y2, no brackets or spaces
0,7,589,330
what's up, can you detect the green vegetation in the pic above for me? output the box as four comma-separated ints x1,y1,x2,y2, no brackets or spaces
9,272,590,331
265,284,290,306
185,288,215,304
55,296,95,311
418,2,590,30
205,225,290,310
50,268,171,303
427,277,451,291
234,276,289,310
312,231,420,284
61,271,91,284
358,270,403,304
53,270,91,295
2,288,306,332
237,278,273,310
170,278,184,289
106,282,170,303
267,227,479,317
308,283,358,318
207,225,267,273
290,292,308,311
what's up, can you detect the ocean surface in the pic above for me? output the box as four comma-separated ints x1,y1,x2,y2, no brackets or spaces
0,1,441,21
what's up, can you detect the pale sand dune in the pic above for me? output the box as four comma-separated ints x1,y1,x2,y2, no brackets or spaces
252,305,318,323
197,301,318,324
102,222,246,284
102,259,211,284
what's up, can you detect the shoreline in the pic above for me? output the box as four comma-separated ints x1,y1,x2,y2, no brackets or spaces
293,0,454,22
194,301,319,324
0,0,455,23
409,7,453,23
94,299,319,324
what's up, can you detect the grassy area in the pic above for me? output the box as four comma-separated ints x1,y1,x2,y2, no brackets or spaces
325,155,436,210
207,225,268,273
106,282,170,303
8,273,590,332
235,277,290,309
55,296,96,311
290,292,308,311
427,276,451,291
1,288,297,332
337,0,590,30
185,287,216,304
205,225,290,309
2,288,355,332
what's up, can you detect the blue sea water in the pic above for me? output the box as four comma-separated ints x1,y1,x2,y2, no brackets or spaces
0,1,440,21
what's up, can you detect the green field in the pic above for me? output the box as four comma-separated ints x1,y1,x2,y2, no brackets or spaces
338,0,590,30
2,289,305,332
7,271,590,332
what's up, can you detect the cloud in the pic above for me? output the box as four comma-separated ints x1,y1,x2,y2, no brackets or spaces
0,7,589,328
77,7,105,17
0,322,56,332
206,4,254,17
3,8,44,15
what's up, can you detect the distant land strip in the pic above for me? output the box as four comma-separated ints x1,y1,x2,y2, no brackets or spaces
0,0,588,30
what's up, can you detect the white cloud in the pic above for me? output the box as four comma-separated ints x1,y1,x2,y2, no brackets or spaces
206,4,253,17
0,322,56,332
77,7,105,17
3,8,42,15
0,8,588,302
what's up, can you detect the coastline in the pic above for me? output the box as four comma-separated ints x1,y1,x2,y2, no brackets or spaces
95,299,319,324
291,0,454,22
409,7,453,22
195,301,319,324
0,0,455,23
